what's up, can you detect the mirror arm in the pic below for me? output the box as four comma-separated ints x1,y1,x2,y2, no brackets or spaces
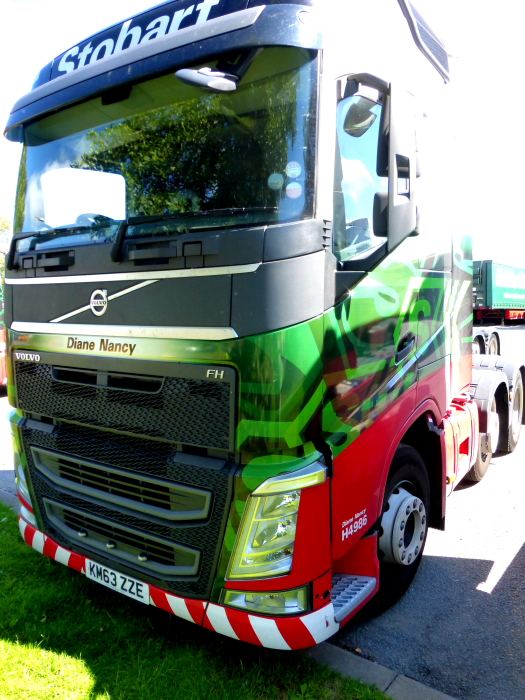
344,73,390,99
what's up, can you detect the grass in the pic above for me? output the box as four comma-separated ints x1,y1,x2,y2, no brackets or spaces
0,502,389,700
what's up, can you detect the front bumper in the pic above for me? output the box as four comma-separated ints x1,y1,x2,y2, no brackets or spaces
19,516,339,650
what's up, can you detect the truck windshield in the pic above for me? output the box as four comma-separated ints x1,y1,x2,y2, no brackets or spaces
14,47,317,252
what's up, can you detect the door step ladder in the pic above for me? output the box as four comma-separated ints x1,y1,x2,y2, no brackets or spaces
332,574,377,622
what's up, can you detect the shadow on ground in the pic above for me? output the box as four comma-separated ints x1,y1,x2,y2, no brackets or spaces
332,544,525,700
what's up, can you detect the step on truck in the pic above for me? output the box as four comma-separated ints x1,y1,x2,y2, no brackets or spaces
4,0,525,649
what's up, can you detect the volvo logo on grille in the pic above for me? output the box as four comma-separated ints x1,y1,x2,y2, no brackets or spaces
90,289,108,317
15,352,41,362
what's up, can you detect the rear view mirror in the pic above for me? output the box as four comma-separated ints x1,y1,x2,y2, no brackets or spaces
343,97,378,138
175,67,238,92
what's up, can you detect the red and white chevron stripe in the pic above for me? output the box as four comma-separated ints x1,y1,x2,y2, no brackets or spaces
18,517,338,649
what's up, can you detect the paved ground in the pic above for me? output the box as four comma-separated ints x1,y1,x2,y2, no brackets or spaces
333,326,525,700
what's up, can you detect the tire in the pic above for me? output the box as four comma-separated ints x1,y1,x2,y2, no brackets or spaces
504,372,523,453
466,397,498,482
374,445,430,612
472,338,483,355
488,334,499,355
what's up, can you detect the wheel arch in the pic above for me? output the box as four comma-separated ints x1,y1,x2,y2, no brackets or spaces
470,355,525,437
379,400,445,532
473,330,487,354
396,413,444,531
494,380,509,438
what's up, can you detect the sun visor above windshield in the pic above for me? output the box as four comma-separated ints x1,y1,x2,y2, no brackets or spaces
5,7,263,138
4,2,321,141
36,0,253,88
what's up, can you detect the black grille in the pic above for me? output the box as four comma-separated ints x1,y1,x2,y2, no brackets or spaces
15,360,233,450
63,508,182,565
32,447,211,521
23,422,235,597
45,499,199,576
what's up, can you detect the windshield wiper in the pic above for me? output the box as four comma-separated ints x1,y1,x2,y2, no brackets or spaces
110,207,277,263
6,225,92,271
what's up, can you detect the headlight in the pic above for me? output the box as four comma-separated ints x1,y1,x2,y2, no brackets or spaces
221,585,308,615
227,461,326,580
227,491,300,579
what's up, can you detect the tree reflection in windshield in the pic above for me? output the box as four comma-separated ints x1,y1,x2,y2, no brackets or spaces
75,52,315,221
14,47,317,246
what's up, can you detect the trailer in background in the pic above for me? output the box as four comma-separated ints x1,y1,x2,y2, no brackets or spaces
473,261,525,325
470,260,525,355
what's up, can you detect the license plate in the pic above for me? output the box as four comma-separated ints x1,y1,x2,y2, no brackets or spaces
85,559,149,604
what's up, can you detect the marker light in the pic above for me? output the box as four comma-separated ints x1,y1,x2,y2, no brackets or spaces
14,455,32,506
227,462,326,580
221,585,309,616
20,504,37,527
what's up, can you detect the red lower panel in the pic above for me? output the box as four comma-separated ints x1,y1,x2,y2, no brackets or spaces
333,533,379,580
417,360,449,417
312,570,333,611
331,382,418,562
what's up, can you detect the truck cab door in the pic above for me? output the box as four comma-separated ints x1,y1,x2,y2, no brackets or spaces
328,74,419,443
326,73,421,561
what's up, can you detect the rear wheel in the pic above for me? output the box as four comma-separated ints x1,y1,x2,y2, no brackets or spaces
466,397,498,482
505,373,523,453
472,338,483,355
488,334,499,355
375,445,430,611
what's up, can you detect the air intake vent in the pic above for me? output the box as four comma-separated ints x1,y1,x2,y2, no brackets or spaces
31,446,212,521
22,421,235,598
44,499,201,577
15,359,235,450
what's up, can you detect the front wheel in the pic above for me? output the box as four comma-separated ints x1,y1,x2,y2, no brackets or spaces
374,445,430,612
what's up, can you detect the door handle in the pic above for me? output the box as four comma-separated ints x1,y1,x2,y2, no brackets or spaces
395,332,415,364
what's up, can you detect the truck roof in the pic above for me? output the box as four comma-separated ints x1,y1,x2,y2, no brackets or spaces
32,0,315,89
4,0,447,141
31,0,446,90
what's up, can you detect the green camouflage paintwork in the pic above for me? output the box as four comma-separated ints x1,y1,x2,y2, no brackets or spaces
7,235,473,599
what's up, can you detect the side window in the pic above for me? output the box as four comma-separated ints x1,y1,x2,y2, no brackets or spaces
333,93,388,262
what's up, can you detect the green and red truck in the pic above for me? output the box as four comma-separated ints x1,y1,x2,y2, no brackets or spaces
3,0,524,649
